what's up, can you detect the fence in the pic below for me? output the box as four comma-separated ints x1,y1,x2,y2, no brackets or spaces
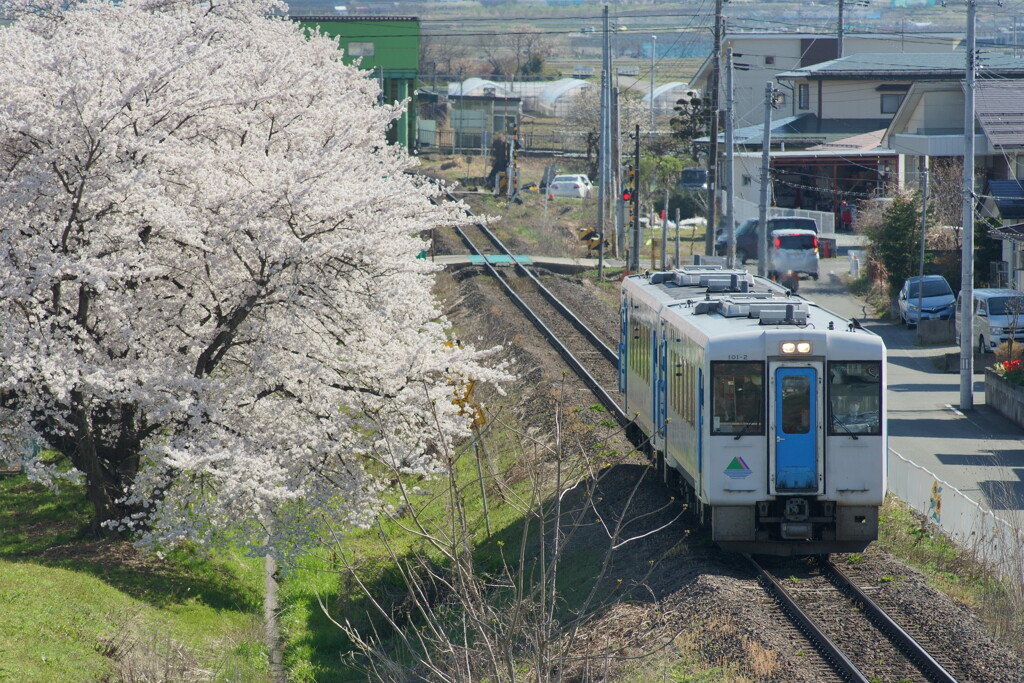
733,198,836,235
417,129,591,157
888,448,1024,585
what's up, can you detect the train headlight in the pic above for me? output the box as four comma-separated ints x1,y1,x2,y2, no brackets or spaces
781,341,812,354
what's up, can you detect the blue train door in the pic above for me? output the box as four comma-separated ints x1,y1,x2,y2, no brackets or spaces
655,333,668,446
618,296,629,393
770,364,823,493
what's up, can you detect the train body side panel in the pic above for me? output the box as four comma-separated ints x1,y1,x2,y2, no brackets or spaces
662,321,703,489
620,282,660,439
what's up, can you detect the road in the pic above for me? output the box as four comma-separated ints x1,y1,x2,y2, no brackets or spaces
795,251,1024,524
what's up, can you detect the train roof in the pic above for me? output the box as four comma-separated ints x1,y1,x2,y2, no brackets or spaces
623,265,878,340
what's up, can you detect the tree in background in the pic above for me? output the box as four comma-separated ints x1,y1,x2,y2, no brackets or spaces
638,155,685,223
563,87,646,180
419,31,471,78
863,193,921,296
475,29,550,78
0,0,508,555
669,91,712,163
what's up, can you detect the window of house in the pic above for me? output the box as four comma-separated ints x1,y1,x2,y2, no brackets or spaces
798,83,809,110
764,55,775,65
881,93,905,114
348,42,375,57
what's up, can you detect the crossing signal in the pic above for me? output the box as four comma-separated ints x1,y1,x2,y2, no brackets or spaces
623,164,636,203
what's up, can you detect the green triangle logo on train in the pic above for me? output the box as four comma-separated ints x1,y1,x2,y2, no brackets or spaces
724,456,752,479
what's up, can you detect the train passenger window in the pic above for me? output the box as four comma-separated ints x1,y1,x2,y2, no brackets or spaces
711,361,764,435
828,361,882,435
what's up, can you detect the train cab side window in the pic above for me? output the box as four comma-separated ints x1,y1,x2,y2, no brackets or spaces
711,361,764,435
828,361,882,435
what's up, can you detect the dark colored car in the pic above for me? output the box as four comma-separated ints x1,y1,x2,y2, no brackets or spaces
715,217,819,263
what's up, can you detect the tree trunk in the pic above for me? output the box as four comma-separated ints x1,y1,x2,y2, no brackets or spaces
265,551,286,682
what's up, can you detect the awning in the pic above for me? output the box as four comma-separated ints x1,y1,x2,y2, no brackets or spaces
989,222,1024,243
989,180,1024,220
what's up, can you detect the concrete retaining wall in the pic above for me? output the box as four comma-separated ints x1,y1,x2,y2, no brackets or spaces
985,368,1024,430
888,449,1024,584
917,319,954,344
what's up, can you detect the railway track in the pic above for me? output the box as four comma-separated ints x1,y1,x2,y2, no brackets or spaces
434,192,964,681
439,191,626,426
749,554,959,682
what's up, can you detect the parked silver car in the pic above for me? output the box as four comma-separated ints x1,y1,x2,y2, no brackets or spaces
767,229,819,284
897,274,955,328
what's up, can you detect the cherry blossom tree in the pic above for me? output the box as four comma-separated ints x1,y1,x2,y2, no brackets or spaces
0,0,508,563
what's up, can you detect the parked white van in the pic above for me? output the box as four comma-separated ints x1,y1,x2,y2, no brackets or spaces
955,288,1024,353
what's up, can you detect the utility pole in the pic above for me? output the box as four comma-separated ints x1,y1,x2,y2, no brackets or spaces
597,68,607,280
838,0,845,58
757,82,774,278
704,0,724,256
597,4,610,280
916,156,929,346
614,86,623,258
632,124,641,271
650,35,657,134
960,0,977,410
725,48,736,268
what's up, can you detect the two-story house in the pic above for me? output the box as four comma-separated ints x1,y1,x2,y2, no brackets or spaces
723,51,1024,232
690,32,962,130
884,77,1024,289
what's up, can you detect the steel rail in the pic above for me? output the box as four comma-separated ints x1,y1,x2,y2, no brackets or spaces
745,554,870,683
819,559,959,683
444,190,619,366
435,195,628,427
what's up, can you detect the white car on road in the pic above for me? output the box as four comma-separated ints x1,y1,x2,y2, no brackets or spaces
547,174,592,199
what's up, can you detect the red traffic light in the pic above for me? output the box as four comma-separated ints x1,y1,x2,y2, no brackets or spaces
622,189,632,201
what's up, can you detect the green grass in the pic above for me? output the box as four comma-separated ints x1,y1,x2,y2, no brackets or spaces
877,494,1024,651
0,475,265,681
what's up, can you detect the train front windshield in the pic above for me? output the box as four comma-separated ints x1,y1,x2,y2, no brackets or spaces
828,361,882,435
711,361,764,435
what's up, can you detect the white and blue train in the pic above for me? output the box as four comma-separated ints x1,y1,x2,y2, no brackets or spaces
619,265,886,555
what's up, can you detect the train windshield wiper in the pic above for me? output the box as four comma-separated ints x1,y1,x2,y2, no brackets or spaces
733,420,760,440
832,415,860,440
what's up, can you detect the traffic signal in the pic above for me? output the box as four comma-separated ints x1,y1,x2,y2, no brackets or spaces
622,188,632,202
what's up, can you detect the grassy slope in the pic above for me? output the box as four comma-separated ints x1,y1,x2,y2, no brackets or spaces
0,475,265,681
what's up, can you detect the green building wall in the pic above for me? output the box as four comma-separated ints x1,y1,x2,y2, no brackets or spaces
293,16,419,150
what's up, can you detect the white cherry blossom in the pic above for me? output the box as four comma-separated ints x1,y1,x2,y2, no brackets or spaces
0,0,509,556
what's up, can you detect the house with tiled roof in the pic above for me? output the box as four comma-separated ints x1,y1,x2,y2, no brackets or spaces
711,49,1024,236
884,78,1024,289
690,32,962,130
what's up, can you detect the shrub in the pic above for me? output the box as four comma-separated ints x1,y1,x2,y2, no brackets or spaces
993,357,1024,386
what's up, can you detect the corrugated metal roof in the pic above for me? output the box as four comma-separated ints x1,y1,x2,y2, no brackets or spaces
988,180,1024,219
977,81,1024,149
